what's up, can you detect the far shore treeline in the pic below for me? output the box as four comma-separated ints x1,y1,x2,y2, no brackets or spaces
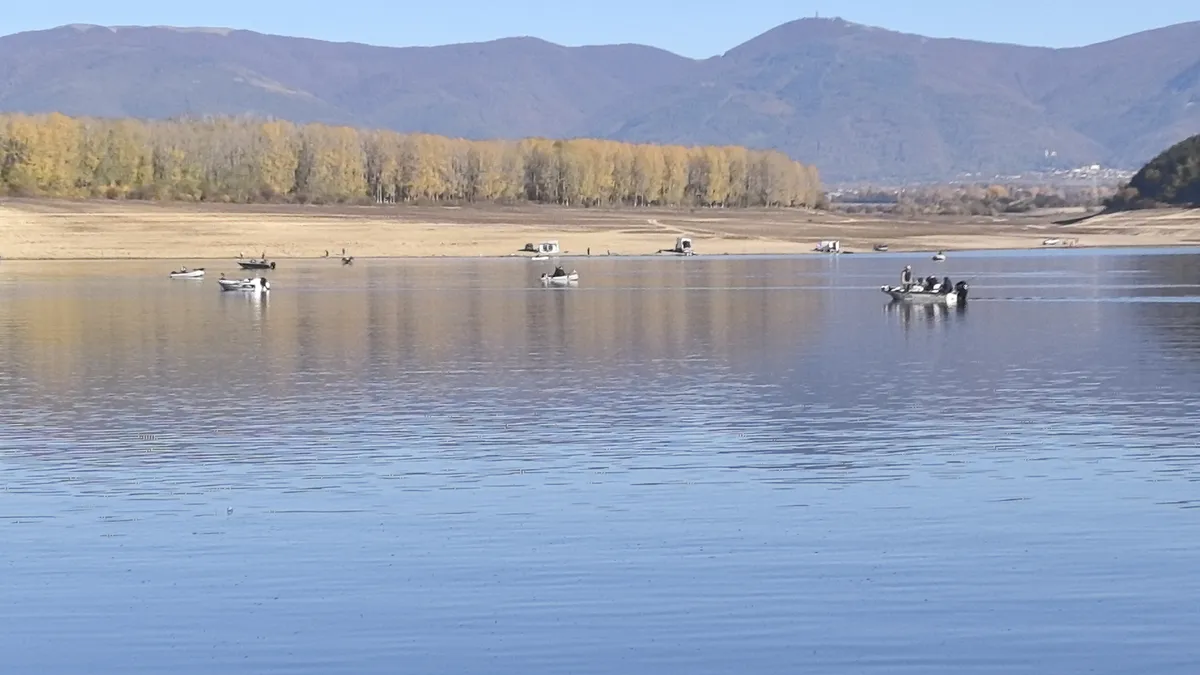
0,113,823,208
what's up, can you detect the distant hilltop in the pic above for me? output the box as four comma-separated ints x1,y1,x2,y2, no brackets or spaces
1,18,1199,182
1106,134,1200,210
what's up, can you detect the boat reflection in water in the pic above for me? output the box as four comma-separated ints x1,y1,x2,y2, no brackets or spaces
885,298,966,329
218,282,268,326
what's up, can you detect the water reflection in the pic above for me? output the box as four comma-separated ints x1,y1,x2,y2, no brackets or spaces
218,289,268,319
0,257,830,396
1127,253,1200,369
4,252,1200,675
884,299,967,330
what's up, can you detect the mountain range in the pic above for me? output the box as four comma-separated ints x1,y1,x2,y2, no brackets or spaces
1,19,1198,183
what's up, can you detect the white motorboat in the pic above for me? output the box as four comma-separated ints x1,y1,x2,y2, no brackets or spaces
530,255,549,261
1042,238,1078,247
881,280,968,304
218,276,271,292
237,255,276,270
540,271,579,285
932,251,946,261
169,268,205,279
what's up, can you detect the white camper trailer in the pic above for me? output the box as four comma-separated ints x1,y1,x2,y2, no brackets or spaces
815,240,842,253
529,240,561,260
658,236,694,256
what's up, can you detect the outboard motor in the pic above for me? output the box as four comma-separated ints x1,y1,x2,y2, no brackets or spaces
954,280,969,302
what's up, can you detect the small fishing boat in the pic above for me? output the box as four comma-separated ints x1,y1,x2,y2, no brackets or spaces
881,280,968,305
540,271,579,285
237,258,276,270
1042,238,1079,247
169,268,205,279
932,251,946,261
218,276,271,293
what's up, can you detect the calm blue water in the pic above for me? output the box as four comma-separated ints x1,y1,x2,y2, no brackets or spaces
2,250,1199,674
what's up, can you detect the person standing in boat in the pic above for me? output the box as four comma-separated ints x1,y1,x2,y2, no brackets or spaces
901,265,914,289
553,265,566,277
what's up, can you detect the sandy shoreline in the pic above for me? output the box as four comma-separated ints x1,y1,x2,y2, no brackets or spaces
2,198,1199,260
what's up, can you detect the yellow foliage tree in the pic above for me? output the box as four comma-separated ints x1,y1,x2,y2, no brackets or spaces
0,112,823,208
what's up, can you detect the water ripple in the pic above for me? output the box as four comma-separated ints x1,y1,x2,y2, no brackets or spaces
3,253,1200,674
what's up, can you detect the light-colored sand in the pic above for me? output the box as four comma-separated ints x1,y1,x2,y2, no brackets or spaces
1,198,1198,260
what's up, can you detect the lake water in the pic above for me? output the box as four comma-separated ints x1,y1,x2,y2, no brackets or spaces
2,250,1200,674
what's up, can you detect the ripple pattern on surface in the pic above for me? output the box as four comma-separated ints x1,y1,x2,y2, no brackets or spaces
3,252,1200,674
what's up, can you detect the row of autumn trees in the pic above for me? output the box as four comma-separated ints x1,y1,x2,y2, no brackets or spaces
0,113,823,208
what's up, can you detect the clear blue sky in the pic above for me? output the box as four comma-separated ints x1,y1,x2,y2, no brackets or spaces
1,0,1196,58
